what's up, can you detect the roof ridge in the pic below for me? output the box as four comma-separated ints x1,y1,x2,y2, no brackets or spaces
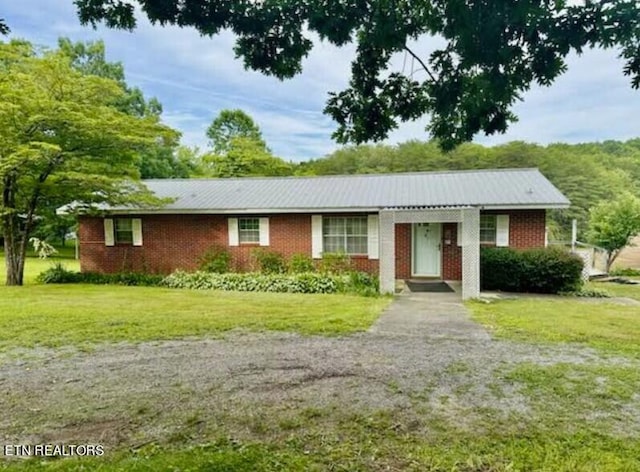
142,167,541,183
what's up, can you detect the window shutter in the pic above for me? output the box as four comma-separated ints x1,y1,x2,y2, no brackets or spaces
259,217,270,246
496,215,510,247
367,214,379,259
228,218,239,246
311,215,322,259
457,222,462,246
104,218,115,246
132,218,143,246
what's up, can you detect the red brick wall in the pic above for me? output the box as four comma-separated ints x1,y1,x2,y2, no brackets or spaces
79,214,378,275
80,210,545,278
395,224,412,279
442,223,462,280
393,210,547,281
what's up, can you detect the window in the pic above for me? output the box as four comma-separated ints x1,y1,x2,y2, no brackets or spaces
480,215,497,244
238,218,260,244
323,216,368,255
114,218,133,244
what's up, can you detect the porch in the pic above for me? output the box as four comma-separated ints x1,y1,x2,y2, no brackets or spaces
379,207,481,300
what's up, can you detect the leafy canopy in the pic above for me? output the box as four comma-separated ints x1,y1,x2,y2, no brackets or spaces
0,39,177,284
74,0,640,149
206,109,266,155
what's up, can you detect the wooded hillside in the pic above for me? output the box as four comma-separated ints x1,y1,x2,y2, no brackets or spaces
297,140,640,239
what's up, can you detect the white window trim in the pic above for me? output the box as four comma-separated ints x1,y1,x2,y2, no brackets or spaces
105,217,143,246
229,217,269,246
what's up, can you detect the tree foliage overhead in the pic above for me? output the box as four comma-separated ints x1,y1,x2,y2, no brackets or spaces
75,0,640,149
0,39,177,285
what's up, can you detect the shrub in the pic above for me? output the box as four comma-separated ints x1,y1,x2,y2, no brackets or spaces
37,263,80,283
161,270,379,296
319,252,351,274
289,253,315,273
38,265,163,286
346,271,379,297
480,247,525,292
252,248,287,274
481,247,583,294
198,246,231,273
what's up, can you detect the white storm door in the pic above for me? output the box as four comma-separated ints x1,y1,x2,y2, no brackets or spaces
412,223,442,277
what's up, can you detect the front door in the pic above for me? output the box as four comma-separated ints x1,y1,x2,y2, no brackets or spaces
412,223,442,277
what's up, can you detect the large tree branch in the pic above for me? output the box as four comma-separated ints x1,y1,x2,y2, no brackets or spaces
403,45,436,83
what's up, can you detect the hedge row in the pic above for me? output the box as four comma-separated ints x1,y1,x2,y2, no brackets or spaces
37,264,164,286
480,247,583,294
37,264,379,296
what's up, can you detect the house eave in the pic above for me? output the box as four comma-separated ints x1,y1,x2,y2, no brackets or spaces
95,202,570,216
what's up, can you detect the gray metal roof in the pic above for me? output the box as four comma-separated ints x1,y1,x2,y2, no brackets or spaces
129,168,569,213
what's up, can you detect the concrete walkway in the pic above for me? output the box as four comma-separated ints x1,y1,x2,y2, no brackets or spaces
369,291,490,340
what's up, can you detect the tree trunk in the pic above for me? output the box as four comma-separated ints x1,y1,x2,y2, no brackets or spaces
2,176,26,286
605,250,619,274
3,230,25,286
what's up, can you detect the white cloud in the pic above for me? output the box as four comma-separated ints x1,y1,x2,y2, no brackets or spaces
4,1,640,160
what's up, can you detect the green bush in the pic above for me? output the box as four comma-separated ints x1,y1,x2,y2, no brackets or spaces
38,265,163,286
319,252,351,274
347,271,379,297
37,263,80,283
198,246,231,273
289,253,315,273
161,270,379,296
252,248,287,274
481,247,583,294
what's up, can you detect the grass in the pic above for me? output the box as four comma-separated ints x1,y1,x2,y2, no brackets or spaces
0,252,389,351
587,278,640,301
0,247,79,285
0,284,389,351
3,407,639,471
469,298,640,356
2,254,639,471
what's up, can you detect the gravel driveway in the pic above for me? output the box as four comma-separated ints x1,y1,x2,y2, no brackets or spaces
1,292,637,449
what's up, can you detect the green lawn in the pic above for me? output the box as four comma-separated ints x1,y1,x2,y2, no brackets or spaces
0,249,79,285
2,256,639,471
469,295,640,357
587,278,640,301
0,284,389,351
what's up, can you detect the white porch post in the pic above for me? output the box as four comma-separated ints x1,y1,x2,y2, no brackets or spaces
379,210,395,294
461,208,480,299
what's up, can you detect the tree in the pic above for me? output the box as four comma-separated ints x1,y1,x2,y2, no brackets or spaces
587,193,640,272
58,37,162,118
59,38,187,179
206,109,266,155
76,1,640,150
201,137,292,177
0,40,177,285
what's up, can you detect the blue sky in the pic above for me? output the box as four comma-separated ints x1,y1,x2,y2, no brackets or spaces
4,1,640,161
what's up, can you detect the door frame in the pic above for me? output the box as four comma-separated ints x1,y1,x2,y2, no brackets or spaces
411,222,443,278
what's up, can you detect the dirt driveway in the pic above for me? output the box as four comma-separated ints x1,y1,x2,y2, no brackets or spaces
1,293,637,450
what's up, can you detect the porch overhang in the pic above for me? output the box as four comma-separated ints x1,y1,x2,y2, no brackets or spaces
379,206,480,300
